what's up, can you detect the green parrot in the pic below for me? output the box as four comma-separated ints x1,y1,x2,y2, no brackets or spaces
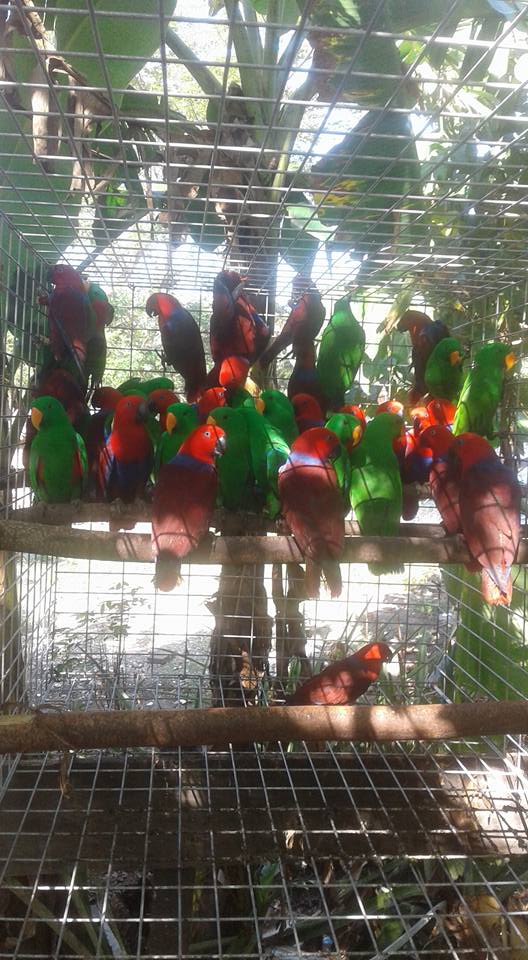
229,386,253,408
207,405,256,511
325,412,364,505
154,401,199,476
424,336,464,401
316,298,366,409
452,342,517,439
349,412,403,576
241,401,290,518
117,376,142,394
119,376,175,397
84,280,114,388
29,395,88,503
260,389,299,445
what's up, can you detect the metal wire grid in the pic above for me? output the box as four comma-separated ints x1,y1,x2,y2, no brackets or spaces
2,1,528,295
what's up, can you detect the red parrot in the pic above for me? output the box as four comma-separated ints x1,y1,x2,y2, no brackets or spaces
148,388,180,432
291,393,325,433
210,271,270,365
397,310,450,402
419,425,461,535
98,394,153,503
152,424,226,591
258,287,325,368
286,641,392,705
392,407,433,520
198,387,227,421
376,399,404,416
287,342,326,410
85,386,123,480
42,264,94,383
146,293,207,402
427,398,456,428
452,433,521,605
340,404,367,429
278,427,344,598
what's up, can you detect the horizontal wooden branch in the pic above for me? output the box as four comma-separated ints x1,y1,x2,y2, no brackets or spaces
1,516,528,565
1,700,528,754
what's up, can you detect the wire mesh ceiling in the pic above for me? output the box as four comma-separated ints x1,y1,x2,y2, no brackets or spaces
2,0,528,297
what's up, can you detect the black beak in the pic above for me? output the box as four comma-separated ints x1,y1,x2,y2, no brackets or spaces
135,402,149,424
214,434,227,457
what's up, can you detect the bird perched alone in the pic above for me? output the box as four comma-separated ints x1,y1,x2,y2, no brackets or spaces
424,336,464,402
98,394,153,503
452,433,521,605
286,641,392,705
397,310,450,402
258,286,325,368
152,424,226,590
29,396,87,503
316,298,365,410
278,427,344,598
453,342,516,439
146,293,207,402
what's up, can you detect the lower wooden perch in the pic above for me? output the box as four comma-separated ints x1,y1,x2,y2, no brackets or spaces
1,701,527,754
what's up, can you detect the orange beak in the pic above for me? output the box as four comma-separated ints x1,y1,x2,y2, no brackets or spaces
254,397,265,414
165,411,177,434
449,350,461,366
31,407,43,430
505,352,517,370
351,424,363,447
206,415,218,426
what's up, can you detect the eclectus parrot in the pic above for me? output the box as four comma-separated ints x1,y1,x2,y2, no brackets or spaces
83,279,114,388
154,402,199,477
23,367,89,468
210,271,270,365
85,386,123,481
98,394,153,502
258,287,325,368
241,402,290,518
376,399,404,416
419,425,460,535
325,411,364,505
452,342,517,439
146,293,207,402
397,310,450,402
152,424,226,590
198,387,227,421
349,412,404,575
424,336,464,402
452,433,521,605
278,427,344,598
148,388,180,433
292,393,325,433
316,298,366,410
287,341,326,410
260,389,298,446
427,398,457,429
341,404,367,429
207,405,255,512
29,396,87,503
42,263,95,386
286,640,392,705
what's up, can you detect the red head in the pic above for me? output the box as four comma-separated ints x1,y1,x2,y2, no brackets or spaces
113,394,150,430
292,393,324,421
376,399,404,417
48,263,85,292
148,389,179,415
427,398,457,427
146,292,180,322
198,387,227,417
91,386,123,412
410,406,432,436
340,404,367,427
290,427,341,461
214,270,244,294
419,425,456,458
179,424,226,463
218,356,250,390
356,641,392,664
397,309,432,336
450,433,497,472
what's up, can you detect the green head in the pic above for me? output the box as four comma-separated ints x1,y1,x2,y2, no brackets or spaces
367,411,405,444
474,341,517,370
31,395,71,431
325,412,364,451
260,389,293,413
206,405,246,433
141,376,175,394
430,336,464,366
165,402,199,436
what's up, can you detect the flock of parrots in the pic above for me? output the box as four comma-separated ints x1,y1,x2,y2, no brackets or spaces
29,264,521,616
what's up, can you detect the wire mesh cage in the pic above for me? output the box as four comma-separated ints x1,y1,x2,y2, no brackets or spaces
2,0,528,956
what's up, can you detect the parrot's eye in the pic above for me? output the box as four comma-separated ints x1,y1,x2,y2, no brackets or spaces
204,430,211,438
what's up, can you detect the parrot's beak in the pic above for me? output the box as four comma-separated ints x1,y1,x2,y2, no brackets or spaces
254,397,265,414
135,402,149,424
206,415,217,427
245,377,260,397
166,412,177,434
31,407,43,430
505,351,517,370
213,433,227,457
351,424,363,447
449,350,461,366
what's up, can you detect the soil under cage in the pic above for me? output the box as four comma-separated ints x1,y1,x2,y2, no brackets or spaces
3,0,528,956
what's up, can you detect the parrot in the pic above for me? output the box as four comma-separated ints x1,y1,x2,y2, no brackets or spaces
98,394,153,502
241,401,290,518
207,405,256,511
341,404,367,429
419,425,461,535
287,341,326,410
139,377,176,395
152,424,226,590
83,279,114,389
292,393,325,433
258,287,325,368
154,402,199,477
116,377,142,394
286,640,392,705
198,387,227,420
452,342,517,439
452,432,521,605
23,367,90,468
325,411,364,504
376,399,404,416
85,386,123,482
349,412,404,575
424,336,464,402
41,263,95,386
260,389,298,446
316,298,366,410
218,356,250,396
210,271,270,365
148,388,180,433
427,397,457,428
278,426,344,598
397,310,450,402
146,293,207,402
29,396,87,503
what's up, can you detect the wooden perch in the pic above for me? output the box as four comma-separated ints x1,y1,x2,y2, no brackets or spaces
1,516,528,565
1,701,528,754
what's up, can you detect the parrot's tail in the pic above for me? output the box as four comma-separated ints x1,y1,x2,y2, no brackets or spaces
368,562,405,577
481,568,512,607
154,553,182,592
323,558,343,598
305,561,322,599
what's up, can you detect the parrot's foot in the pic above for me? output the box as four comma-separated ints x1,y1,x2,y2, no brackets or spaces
31,501,51,521
108,498,134,532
